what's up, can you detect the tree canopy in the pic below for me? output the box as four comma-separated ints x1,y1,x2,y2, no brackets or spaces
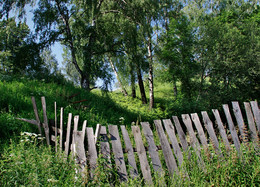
0,0,259,108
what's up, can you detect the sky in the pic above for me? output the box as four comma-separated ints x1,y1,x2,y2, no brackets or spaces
23,5,64,69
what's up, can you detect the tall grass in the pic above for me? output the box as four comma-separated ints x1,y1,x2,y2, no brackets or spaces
2,137,257,186
0,133,82,186
83,143,259,186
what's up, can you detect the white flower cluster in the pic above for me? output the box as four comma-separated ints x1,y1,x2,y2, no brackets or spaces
119,117,125,124
20,132,45,143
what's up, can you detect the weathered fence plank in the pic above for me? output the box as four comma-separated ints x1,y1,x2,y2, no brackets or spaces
100,126,110,160
244,102,258,141
154,120,179,176
181,114,205,168
232,102,247,142
250,101,260,133
72,115,79,155
74,130,87,174
82,120,87,143
212,109,231,151
59,107,63,150
108,125,128,182
18,96,260,184
121,125,139,179
191,113,209,150
94,124,101,144
41,96,50,145
31,96,42,135
132,125,153,184
182,114,200,151
141,122,163,173
54,102,57,152
86,127,98,178
162,119,183,166
172,116,189,151
223,104,241,152
202,111,222,156
65,113,72,156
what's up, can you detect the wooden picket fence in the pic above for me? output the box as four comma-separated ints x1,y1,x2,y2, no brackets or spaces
18,97,260,184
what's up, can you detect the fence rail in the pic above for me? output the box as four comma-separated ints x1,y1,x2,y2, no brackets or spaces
18,97,260,184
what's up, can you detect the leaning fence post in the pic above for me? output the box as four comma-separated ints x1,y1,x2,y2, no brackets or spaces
31,97,42,136
94,124,101,144
41,96,50,145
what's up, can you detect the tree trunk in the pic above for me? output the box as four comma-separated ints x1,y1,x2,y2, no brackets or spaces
130,62,136,98
147,38,154,109
136,65,147,104
174,81,178,97
81,74,90,91
108,57,128,96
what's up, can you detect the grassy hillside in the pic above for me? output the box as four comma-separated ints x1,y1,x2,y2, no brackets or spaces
0,76,209,146
0,77,259,186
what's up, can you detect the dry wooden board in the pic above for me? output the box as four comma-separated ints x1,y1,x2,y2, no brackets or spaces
65,113,72,156
51,126,61,133
141,122,162,173
191,113,208,149
181,114,200,151
132,126,153,184
99,126,111,164
154,120,179,176
82,120,87,143
87,127,98,178
31,97,42,135
223,104,241,152
71,116,79,156
121,125,139,179
244,102,258,141
74,131,87,174
59,107,63,150
181,114,205,168
212,109,231,151
202,111,222,156
250,101,260,132
163,119,183,166
41,96,50,145
232,102,247,142
54,102,57,152
108,125,128,182
172,116,189,151
94,124,101,144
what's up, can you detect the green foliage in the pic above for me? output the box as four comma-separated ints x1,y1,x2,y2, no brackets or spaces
0,136,82,186
158,10,198,100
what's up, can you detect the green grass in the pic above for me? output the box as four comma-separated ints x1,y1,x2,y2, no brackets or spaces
0,77,259,186
1,134,259,186
0,133,83,186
